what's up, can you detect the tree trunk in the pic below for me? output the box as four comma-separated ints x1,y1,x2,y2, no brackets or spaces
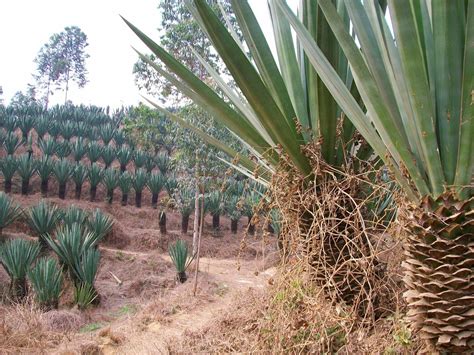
192,184,200,255
151,193,159,209
231,219,238,234
159,212,167,234
181,214,189,234
247,215,255,235
90,186,97,202
45,80,50,110
21,180,29,195
121,193,128,206
64,69,70,104
107,189,113,204
212,213,220,230
135,191,142,208
4,180,12,194
75,184,82,199
58,183,66,199
41,180,49,197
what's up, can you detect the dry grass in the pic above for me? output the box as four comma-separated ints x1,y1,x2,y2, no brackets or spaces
0,299,65,353
170,261,423,354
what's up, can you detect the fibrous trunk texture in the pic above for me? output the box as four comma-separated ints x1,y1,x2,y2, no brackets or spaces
402,193,474,352
268,149,394,324
231,219,238,234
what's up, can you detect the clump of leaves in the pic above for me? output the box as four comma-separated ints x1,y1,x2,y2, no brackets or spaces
26,200,62,249
0,192,22,240
0,238,40,300
28,257,63,311
168,239,193,283
87,208,114,244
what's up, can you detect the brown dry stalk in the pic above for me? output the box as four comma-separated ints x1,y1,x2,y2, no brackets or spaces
251,143,402,328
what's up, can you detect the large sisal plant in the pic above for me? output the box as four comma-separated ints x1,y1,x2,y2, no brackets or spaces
124,0,390,313
124,0,472,350
270,0,473,351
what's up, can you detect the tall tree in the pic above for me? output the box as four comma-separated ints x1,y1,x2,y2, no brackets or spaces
34,26,89,106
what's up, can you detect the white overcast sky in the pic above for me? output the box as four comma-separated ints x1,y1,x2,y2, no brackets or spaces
0,1,296,109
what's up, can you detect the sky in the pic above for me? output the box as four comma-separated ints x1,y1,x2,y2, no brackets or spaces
0,0,292,109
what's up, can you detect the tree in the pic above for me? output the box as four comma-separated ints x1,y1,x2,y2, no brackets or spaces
9,84,41,110
34,26,89,106
133,0,237,102
123,103,178,154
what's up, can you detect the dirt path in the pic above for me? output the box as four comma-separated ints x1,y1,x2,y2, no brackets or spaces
97,247,275,354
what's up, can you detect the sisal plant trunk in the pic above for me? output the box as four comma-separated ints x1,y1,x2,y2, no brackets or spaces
151,193,159,209
267,222,274,234
402,193,474,353
107,189,114,204
181,214,189,234
231,219,238,234
21,180,29,195
90,186,97,202
159,212,167,234
75,184,82,199
121,193,128,206
247,215,255,235
40,299,59,312
4,180,12,194
135,191,142,208
212,213,220,230
41,180,49,197
11,278,28,301
58,183,67,199
120,164,127,173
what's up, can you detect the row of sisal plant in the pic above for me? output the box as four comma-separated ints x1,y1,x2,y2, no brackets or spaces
1,133,164,173
0,193,113,310
0,116,128,147
0,154,168,207
0,105,126,145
